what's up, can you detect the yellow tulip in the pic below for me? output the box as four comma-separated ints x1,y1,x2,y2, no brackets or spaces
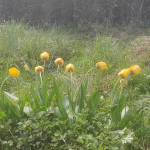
118,68,130,79
40,52,49,61
96,62,108,70
130,65,142,75
24,64,29,71
9,67,20,78
54,58,64,66
66,64,74,74
120,79,127,85
35,66,44,74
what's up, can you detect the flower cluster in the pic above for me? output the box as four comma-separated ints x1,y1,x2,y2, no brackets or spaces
35,52,107,75
118,65,142,85
8,51,142,88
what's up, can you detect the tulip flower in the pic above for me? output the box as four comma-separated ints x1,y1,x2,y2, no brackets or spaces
118,68,130,79
96,62,108,70
35,66,44,84
54,58,64,66
24,64,29,71
130,65,142,75
40,52,49,61
9,67,20,78
66,64,74,74
35,66,44,74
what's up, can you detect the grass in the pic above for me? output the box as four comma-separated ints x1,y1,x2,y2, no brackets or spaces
0,21,150,149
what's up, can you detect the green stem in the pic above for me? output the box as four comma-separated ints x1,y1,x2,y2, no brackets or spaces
70,72,73,108
44,61,46,68
120,83,123,97
57,65,59,75
43,61,46,75
1,76,10,91
17,78,21,103
85,67,95,77
70,72,72,95
114,77,121,89
98,70,101,85
40,72,43,85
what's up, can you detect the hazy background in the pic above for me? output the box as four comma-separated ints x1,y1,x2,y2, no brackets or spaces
0,0,150,28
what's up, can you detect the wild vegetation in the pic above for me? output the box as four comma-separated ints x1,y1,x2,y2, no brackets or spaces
0,21,150,150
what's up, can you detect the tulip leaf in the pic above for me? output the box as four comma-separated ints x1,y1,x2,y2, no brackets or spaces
46,89,55,109
53,79,68,120
19,94,27,114
53,78,62,108
41,75,55,111
23,106,45,119
62,96,69,109
78,77,88,112
118,108,141,129
111,90,127,124
51,107,61,118
62,96,73,119
0,93,19,120
30,85,42,110
3,91,19,101
0,111,7,121
66,85,74,110
87,91,100,112
23,75,56,115
41,74,48,101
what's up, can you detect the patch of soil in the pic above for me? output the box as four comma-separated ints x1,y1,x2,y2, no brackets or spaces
131,36,150,58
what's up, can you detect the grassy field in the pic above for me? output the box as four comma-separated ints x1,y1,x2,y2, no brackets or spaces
0,21,150,150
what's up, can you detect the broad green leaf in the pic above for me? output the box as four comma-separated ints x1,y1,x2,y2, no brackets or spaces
66,85,73,110
24,106,45,119
30,85,41,110
62,96,73,119
3,91,19,101
46,89,55,109
111,91,127,124
53,79,68,120
0,111,7,120
0,94,20,120
20,93,27,114
53,79,62,108
51,107,61,118
87,91,100,112
41,74,48,102
62,96,69,109
121,106,129,119
25,90,37,112
118,108,141,129
78,77,88,112
42,75,55,110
